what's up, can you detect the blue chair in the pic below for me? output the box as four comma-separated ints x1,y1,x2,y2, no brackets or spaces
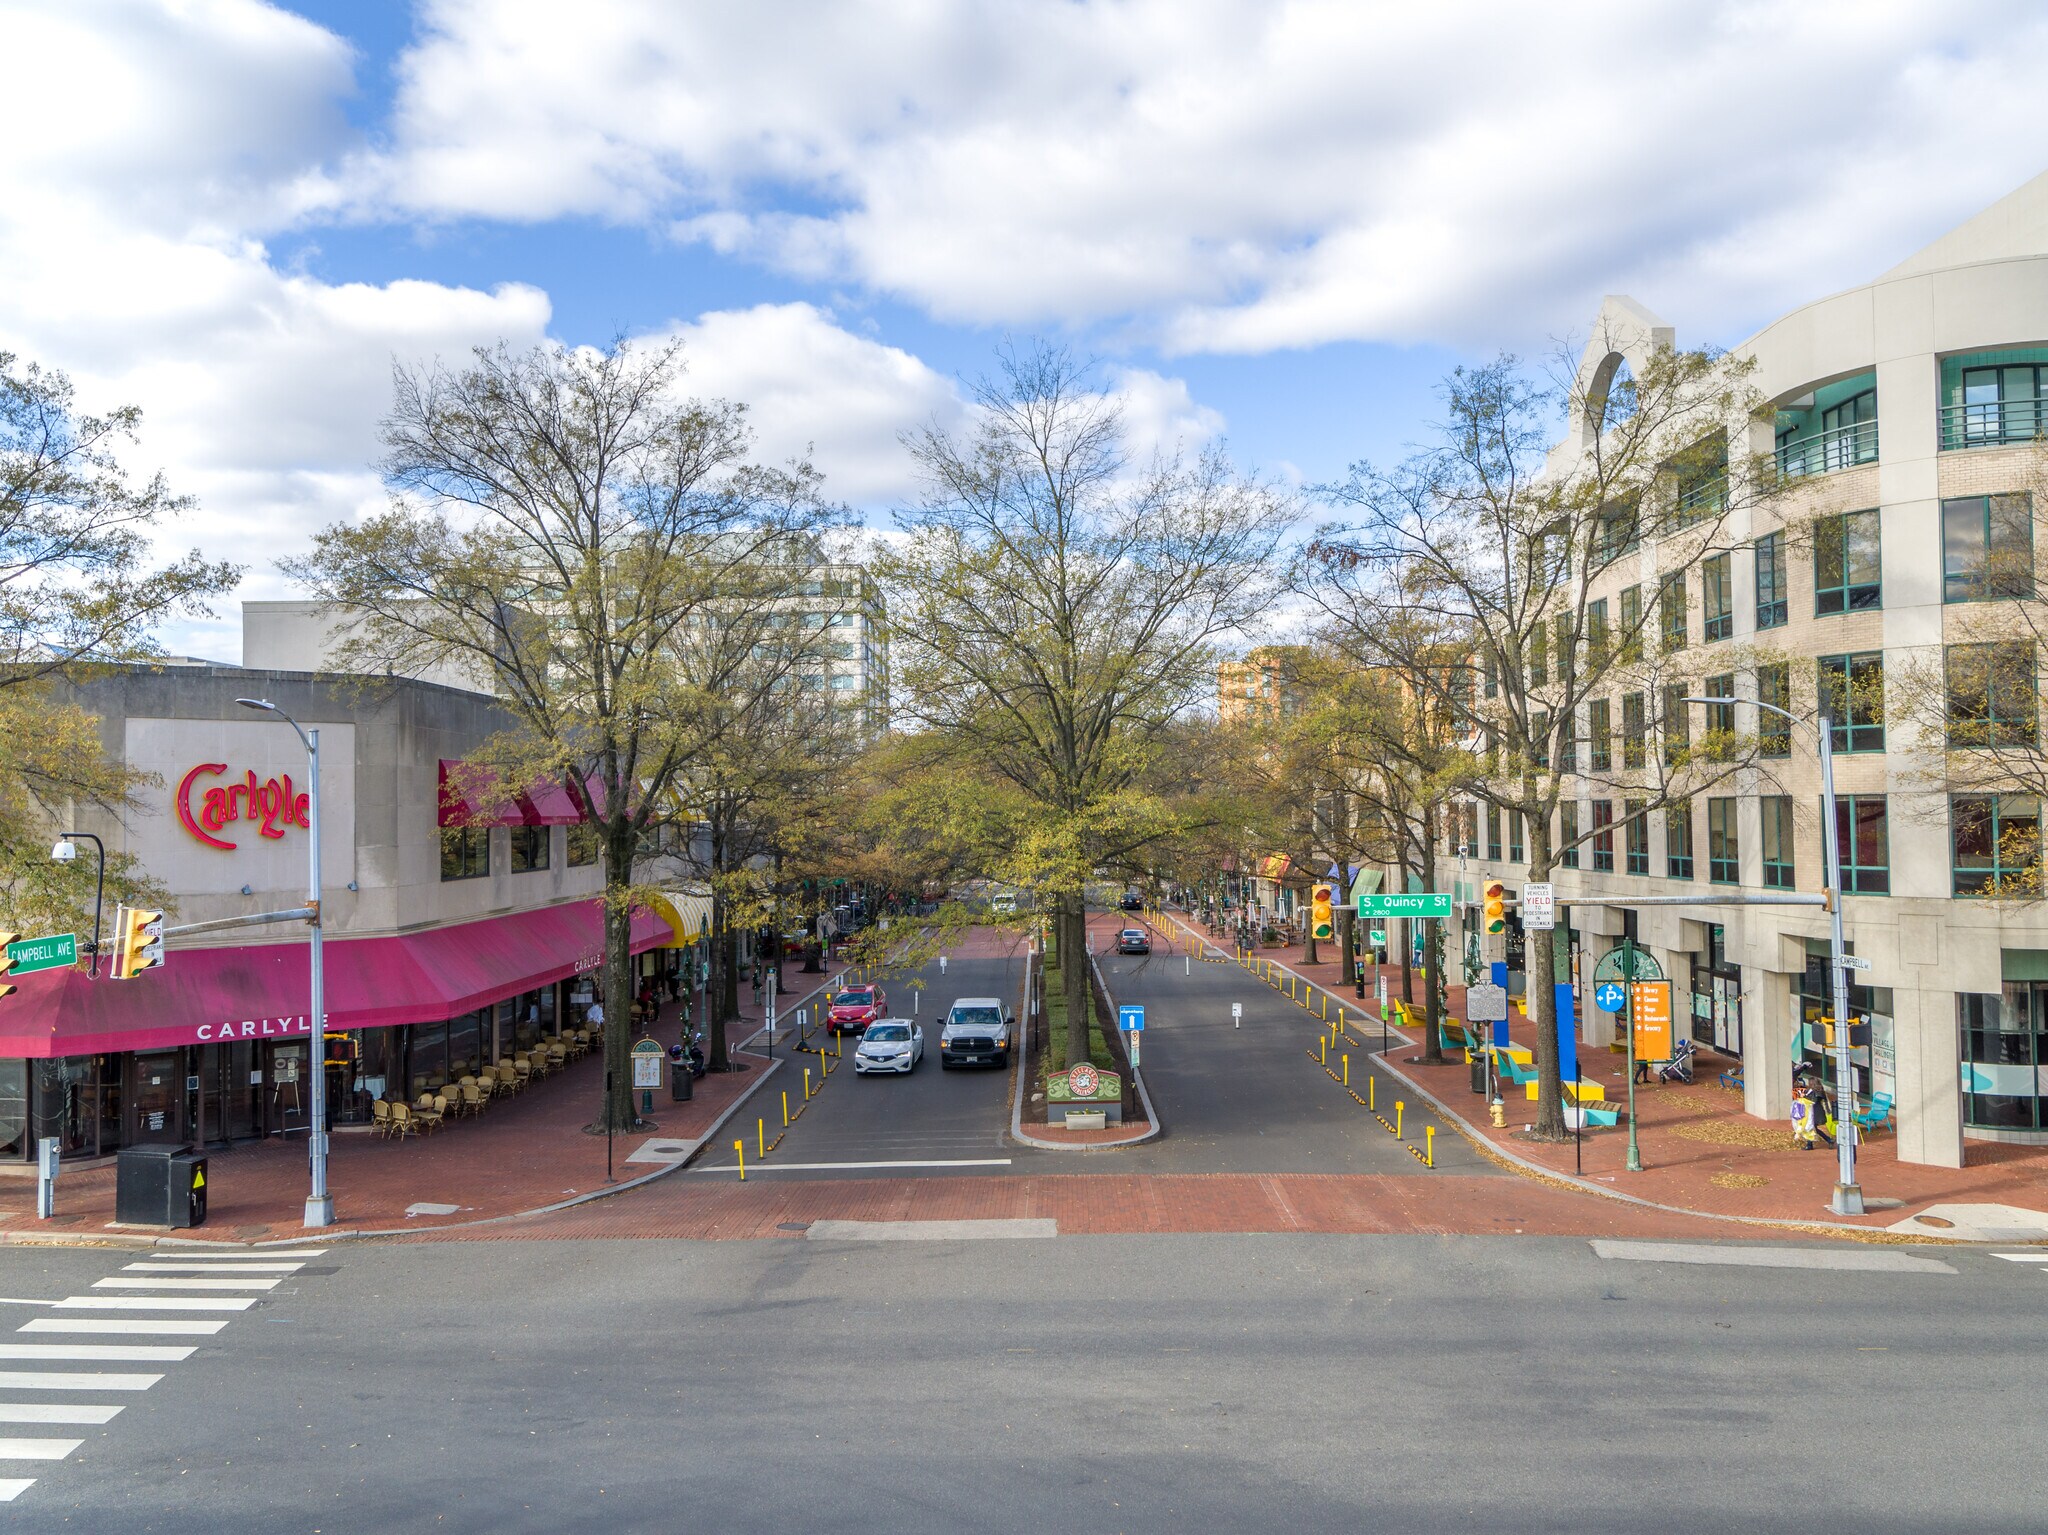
1853,1092,1894,1136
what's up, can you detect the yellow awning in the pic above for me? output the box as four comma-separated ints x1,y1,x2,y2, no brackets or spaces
645,887,712,948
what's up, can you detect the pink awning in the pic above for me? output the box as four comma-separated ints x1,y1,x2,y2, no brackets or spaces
515,777,590,826
437,760,525,828
0,899,673,1059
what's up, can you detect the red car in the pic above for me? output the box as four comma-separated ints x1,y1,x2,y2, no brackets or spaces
827,984,887,1033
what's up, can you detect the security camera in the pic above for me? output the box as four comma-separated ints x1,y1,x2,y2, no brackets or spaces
49,840,77,864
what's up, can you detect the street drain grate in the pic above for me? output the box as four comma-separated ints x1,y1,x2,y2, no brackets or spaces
776,1222,810,1233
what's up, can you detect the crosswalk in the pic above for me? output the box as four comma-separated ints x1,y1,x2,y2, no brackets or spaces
0,1246,327,1503
1991,1250,2048,1274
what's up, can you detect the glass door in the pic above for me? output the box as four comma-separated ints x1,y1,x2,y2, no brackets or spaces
130,1051,184,1143
203,1043,261,1143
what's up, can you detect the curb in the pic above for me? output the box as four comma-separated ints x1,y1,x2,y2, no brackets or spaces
1009,941,1162,1152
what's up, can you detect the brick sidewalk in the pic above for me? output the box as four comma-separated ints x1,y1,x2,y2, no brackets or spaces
1176,911,2048,1231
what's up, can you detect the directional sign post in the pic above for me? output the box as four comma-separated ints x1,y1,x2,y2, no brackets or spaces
1355,893,1452,920
1118,1004,1145,1034
6,933,78,976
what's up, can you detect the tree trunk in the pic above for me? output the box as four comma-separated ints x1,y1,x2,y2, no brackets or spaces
597,871,639,1133
1060,887,1093,1071
1420,836,1443,1064
1524,814,1566,1140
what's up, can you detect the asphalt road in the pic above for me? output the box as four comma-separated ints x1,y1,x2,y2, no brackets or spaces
3,1231,2042,1533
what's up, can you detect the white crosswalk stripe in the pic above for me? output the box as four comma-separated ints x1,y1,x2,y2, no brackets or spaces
1990,1251,2048,1263
0,1248,334,1503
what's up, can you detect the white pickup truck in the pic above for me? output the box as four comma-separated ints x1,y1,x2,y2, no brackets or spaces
939,996,1012,1069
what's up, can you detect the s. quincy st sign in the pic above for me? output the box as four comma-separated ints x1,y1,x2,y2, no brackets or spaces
176,763,311,851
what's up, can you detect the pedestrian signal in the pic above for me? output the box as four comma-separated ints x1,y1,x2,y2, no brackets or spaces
1483,880,1506,936
112,906,165,980
1310,884,1333,941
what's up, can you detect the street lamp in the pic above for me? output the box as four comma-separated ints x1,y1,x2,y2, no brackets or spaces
49,833,106,976
236,697,332,1229
1682,692,1863,1216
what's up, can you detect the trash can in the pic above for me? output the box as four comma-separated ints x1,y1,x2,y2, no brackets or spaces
671,1062,693,1102
1470,1052,1488,1095
115,1144,207,1228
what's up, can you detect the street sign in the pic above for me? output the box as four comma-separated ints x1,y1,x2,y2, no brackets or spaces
1119,1004,1145,1033
630,1039,665,1090
1356,893,1451,920
1369,928,1387,946
1840,955,1872,972
1231,1002,1242,1021
5,933,78,975
1630,981,1674,1062
1466,983,1507,1022
1594,981,1628,1014
1521,883,1555,931
1376,977,1388,1006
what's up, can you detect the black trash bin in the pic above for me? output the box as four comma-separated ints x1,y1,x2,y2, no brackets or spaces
671,1061,693,1102
115,1144,207,1228
1470,1051,1488,1095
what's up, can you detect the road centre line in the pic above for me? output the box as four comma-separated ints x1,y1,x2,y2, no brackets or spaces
1591,1240,1955,1273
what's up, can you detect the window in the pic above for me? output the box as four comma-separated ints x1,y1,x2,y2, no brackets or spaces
1509,810,1525,863
567,824,600,867
1589,697,1612,771
1588,599,1609,666
1659,573,1687,652
1820,389,1877,471
1622,692,1645,769
1754,532,1787,629
1464,803,1481,858
1662,683,1690,766
1483,652,1498,699
1814,509,1881,614
1618,585,1642,661
829,674,858,691
1757,663,1791,758
1704,673,1736,743
1625,799,1649,875
1702,553,1733,641
1952,795,2042,896
1592,800,1615,872
1946,642,2037,748
1560,802,1580,868
1706,798,1740,884
1553,613,1574,682
509,825,551,873
1818,652,1885,752
1559,706,1577,773
440,826,490,881
1942,493,2034,602
1531,709,1549,769
1762,796,1795,890
1829,795,1890,894
1950,360,2048,448
1485,805,1503,862
1593,503,1639,565
1665,799,1694,879
1528,626,1547,687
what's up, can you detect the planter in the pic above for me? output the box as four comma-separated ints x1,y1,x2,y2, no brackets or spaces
1061,1109,1108,1130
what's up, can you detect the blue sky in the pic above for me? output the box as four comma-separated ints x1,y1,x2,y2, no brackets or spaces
4,1,2045,660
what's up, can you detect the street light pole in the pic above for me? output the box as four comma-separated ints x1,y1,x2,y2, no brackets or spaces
237,699,331,1229
50,832,106,975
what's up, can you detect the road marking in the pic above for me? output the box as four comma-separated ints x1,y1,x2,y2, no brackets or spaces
0,1405,123,1424
1989,1251,2048,1262
121,1262,303,1274
0,1438,82,1461
806,1218,1058,1241
18,1320,226,1337
693,1158,1015,1173
53,1296,255,1311
0,1373,163,1391
0,1344,194,1363
0,1478,34,1501
1590,1240,1955,1274
91,1277,283,1291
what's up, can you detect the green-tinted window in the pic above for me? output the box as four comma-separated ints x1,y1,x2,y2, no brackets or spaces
1560,801,1580,868
1829,795,1890,894
1587,599,1609,666
1761,796,1795,890
1665,799,1694,880
1704,673,1736,746
1946,642,2037,749
1707,797,1740,884
440,826,491,881
1662,683,1689,766
1622,692,1645,769
1952,794,2041,896
1941,493,2034,602
1625,798,1649,875
1509,810,1525,863
1592,800,1616,872
1755,532,1787,629
1660,572,1686,652
1815,509,1882,614
567,823,600,867
1757,663,1792,758
1819,652,1885,752
1702,553,1733,641
509,824,550,873
1485,805,1502,862
1944,357,2048,449
1589,697,1612,771
1528,625,1547,688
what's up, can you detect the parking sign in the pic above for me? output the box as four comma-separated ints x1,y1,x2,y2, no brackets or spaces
1119,1004,1145,1033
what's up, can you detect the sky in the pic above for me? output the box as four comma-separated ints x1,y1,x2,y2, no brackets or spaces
5,0,2047,662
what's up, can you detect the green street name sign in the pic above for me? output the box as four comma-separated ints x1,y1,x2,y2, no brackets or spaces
1355,893,1451,920
7,932,78,975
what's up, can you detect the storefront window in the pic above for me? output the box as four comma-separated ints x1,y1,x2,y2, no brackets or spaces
409,1023,448,1097
0,1060,25,1159
1960,987,2048,1130
1792,948,1891,1104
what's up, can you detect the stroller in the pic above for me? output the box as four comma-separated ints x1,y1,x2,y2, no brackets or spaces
1655,1036,1697,1084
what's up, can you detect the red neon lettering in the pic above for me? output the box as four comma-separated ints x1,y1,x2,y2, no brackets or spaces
176,763,235,850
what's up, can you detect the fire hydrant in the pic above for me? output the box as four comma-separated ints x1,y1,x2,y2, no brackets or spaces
1489,1096,1506,1129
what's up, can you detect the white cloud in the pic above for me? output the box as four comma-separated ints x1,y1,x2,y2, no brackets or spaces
368,0,2048,351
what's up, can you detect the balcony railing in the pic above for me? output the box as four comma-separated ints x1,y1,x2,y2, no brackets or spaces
1940,397,2048,451
1675,473,1726,519
1775,418,1879,480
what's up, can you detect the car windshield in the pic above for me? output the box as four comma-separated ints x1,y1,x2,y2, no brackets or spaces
866,1024,910,1042
833,991,873,1006
951,1007,1002,1028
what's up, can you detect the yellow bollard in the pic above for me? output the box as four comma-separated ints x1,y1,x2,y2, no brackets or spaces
758,1118,766,1158
1343,1054,1350,1087
735,1139,746,1180
782,1091,790,1127
1426,1126,1436,1168
1396,1101,1405,1140
804,1066,813,1100
1369,1075,1376,1110
1319,995,1327,1021
1319,1036,1327,1064
836,1034,843,1058
1338,1008,1346,1035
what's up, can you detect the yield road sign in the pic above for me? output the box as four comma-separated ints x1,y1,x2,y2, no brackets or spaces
1521,882,1555,931
6,933,78,975
1119,1004,1145,1033
1356,893,1451,920
1594,981,1628,1014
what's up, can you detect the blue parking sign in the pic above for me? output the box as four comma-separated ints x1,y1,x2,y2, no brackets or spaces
1594,981,1628,1014
1119,1005,1145,1033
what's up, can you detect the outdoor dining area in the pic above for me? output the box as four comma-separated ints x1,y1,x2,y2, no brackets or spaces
368,1026,599,1137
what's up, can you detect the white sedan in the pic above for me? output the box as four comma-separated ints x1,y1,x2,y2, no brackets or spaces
853,1018,924,1075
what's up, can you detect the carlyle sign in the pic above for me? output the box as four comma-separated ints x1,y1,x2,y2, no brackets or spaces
176,764,312,851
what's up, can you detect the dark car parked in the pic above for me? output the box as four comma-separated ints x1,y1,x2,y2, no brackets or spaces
1116,927,1150,955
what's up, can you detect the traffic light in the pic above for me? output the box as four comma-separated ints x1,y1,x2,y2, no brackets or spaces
1483,879,1506,936
0,931,15,999
1310,884,1333,941
112,906,165,980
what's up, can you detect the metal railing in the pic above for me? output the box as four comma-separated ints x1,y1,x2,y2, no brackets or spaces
1675,473,1726,518
1940,398,2048,451
1775,418,1879,480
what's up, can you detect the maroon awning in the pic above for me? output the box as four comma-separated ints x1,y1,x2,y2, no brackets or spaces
437,759,525,828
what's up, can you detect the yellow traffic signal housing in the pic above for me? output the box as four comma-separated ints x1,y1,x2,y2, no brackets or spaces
1310,884,1333,941
1483,879,1506,935
0,930,16,999
112,906,166,980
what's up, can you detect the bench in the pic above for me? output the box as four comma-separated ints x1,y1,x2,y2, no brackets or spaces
1524,1078,1606,1105
1492,1050,1537,1088
1565,1103,1622,1130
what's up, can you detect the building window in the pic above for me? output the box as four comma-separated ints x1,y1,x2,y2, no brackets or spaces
1952,794,2041,896
567,824,600,867
1829,795,1890,894
1591,800,1615,872
1814,509,1882,615
1483,652,1498,699
1621,692,1645,769
509,825,551,873
1946,642,2037,749
1527,625,1547,688
1757,663,1792,757
1485,805,1502,862
1659,572,1686,653
1588,697,1611,771
1625,799,1649,875
1819,652,1885,752
1761,796,1795,890
1942,494,2035,603
1559,706,1577,773
1553,613,1574,683
1702,553,1733,642
1618,585,1642,661
1704,674,1736,750
1560,802,1580,868
1707,797,1740,884
1587,598,1609,666
1959,989,2048,1131
1531,709,1549,770
1754,532,1787,630
1661,683,1689,766
1945,359,2048,450
1665,799,1694,880
1509,810,1525,863
440,826,491,881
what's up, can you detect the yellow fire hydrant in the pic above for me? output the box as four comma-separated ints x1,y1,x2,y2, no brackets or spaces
1489,1097,1506,1129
